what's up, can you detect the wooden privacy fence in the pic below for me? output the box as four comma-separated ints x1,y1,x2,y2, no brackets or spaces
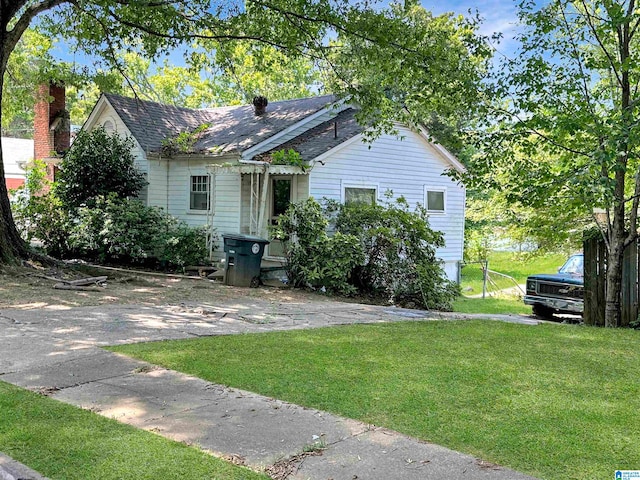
583,237,638,327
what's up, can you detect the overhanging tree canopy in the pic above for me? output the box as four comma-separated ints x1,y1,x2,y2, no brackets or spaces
0,0,490,264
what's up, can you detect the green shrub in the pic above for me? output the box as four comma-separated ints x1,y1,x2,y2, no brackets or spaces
69,195,210,268
273,196,459,310
11,148,210,270
11,160,72,257
334,197,458,310
55,127,147,209
159,224,209,268
70,195,166,262
271,198,363,295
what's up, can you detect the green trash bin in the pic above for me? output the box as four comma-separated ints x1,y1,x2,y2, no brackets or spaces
223,234,270,287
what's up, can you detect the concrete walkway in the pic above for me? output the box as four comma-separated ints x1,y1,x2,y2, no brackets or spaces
0,297,540,479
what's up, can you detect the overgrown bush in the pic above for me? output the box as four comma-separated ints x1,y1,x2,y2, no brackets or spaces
69,195,209,268
55,127,147,209
274,196,459,310
11,160,71,257
334,197,459,310
159,223,209,268
271,198,363,295
11,143,209,270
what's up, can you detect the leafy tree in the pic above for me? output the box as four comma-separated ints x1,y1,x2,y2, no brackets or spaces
324,3,491,141
0,0,490,264
121,43,320,107
194,41,320,105
467,0,640,327
55,127,146,209
2,28,123,135
1,29,55,137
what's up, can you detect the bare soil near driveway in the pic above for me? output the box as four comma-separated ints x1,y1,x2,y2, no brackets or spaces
0,263,325,310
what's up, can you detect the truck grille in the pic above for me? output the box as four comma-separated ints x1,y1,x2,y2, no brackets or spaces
538,282,583,299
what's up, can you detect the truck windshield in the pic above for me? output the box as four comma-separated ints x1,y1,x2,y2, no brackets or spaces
559,255,583,275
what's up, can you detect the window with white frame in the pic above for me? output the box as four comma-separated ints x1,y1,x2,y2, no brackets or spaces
425,187,446,213
344,185,377,205
190,175,209,210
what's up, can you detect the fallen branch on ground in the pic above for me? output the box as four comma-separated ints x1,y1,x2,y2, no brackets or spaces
53,283,104,291
31,274,108,286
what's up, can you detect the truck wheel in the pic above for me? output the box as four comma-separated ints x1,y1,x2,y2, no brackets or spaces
532,304,555,320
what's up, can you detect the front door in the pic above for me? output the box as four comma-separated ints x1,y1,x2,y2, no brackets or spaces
268,176,293,257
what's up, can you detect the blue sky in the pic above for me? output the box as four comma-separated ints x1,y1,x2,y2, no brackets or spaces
423,0,521,56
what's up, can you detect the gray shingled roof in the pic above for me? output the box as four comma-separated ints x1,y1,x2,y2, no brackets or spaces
257,108,363,162
104,93,336,155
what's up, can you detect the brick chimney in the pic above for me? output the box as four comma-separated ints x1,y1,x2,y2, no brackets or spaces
34,82,70,183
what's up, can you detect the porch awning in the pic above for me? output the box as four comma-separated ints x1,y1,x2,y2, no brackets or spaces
206,163,307,175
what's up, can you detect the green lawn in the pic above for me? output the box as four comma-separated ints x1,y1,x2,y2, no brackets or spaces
452,295,532,314
461,251,567,295
0,381,266,480
110,321,640,480
456,251,568,315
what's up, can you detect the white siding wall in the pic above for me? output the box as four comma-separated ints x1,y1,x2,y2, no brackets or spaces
164,157,241,259
146,158,168,209
166,158,210,225
211,173,241,259
309,127,465,281
2,137,32,179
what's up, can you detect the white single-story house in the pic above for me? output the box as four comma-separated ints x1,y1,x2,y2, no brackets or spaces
82,94,466,281
2,137,32,192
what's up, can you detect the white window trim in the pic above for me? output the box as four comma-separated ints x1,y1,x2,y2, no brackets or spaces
424,186,447,215
341,182,380,204
188,174,209,214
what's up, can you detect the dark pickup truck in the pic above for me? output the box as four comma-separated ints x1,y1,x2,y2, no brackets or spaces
524,254,584,319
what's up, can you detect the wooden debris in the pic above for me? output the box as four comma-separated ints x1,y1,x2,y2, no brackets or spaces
30,273,108,291
64,276,107,286
53,283,104,291
32,274,107,285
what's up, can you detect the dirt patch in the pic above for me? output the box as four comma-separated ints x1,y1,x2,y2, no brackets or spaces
0,264,327,310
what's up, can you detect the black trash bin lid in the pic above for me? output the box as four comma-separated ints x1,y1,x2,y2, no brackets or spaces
222,233,270,244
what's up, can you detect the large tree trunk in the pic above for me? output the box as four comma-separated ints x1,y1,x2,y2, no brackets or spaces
0,62,29,264
604,227,624,328
603,14,634,329
0,145,28,264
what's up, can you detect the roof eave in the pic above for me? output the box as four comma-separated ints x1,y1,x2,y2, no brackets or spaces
147,151,241,161
415,125,466,174
242,98,348,160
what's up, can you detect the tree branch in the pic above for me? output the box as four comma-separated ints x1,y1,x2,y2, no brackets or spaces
5,0,70,55
252,0,419,55
558,1,601,126
579,0,623,87
492,105,594,158
106,8,299,51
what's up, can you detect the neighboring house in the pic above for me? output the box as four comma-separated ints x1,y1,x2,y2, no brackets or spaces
1,137,33,193
82,93,466,281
